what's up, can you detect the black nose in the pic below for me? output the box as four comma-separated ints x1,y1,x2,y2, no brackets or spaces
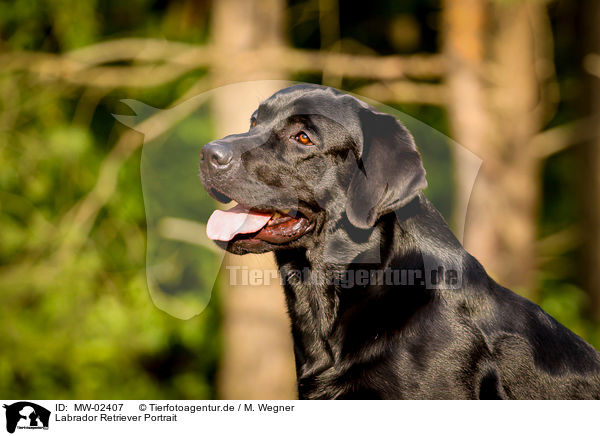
202,141,233,169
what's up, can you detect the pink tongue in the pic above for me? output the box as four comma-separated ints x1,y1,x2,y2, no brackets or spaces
206,204,273,241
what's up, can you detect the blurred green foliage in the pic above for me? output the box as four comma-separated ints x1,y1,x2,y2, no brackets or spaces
0,0,220,399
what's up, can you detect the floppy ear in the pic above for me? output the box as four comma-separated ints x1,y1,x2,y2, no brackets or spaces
345,109,427,229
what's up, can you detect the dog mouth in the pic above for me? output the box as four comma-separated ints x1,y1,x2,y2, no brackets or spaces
206,200,315,245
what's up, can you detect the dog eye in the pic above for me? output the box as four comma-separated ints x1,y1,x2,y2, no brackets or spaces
250,118,257,128
294,131,313,146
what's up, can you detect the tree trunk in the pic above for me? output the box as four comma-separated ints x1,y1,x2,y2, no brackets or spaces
443,0,547,298
442,0,489,242
210,0,297,399
581,0,600,321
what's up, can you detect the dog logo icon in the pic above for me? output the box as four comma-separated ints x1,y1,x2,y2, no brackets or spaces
3,402,50,434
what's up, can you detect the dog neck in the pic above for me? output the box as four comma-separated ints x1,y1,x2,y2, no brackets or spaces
274,194,468,390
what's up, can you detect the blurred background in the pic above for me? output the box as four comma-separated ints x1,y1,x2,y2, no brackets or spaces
1,0,599,399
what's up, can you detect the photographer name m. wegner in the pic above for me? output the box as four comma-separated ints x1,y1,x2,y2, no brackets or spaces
226,265,462,289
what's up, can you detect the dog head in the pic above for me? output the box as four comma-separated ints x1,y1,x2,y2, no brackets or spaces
199,84,427,255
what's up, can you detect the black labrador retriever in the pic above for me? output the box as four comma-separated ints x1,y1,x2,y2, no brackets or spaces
199,84,600,399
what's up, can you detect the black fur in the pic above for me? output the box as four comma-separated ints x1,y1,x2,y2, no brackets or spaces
199,84,600,399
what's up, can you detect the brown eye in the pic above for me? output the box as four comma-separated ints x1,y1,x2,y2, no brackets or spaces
250,118,257,128
294,131,313,146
